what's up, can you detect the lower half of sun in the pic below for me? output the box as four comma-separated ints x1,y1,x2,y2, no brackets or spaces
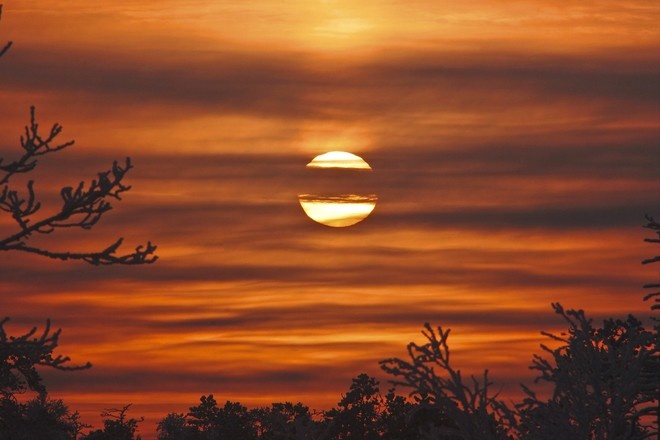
299,194,377,227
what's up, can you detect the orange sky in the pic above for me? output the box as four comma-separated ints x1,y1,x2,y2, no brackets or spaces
0,1,659,438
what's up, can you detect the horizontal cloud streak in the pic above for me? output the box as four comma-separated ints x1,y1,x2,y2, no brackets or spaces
1,45,658,123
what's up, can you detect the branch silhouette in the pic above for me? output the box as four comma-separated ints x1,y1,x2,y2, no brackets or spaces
0,317,92,398
380,323,514,439
0,106,74,185
642,215,659,312
0,107,157,265
517,303,658,439
0,5,11,58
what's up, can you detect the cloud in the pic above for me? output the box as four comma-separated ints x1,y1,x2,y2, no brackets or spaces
1,44,658,125
0,4,657,435
3,141,654,245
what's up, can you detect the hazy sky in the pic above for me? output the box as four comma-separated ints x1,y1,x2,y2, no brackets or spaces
0,1,658,437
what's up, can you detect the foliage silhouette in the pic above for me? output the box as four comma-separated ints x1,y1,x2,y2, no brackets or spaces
154,374,495,440
0,318,91,399
641,214,660,432
7,217,654,438
378,306,658,440
0,232,655,437
157,413,196,440
322,373,458,440
516,304,658,439
0,395,89,440
180,394,258,439
251,401,318,440
378,388,434,440
0,318,91,439
380,324,513,440
323,373,383,440
82,404,143,440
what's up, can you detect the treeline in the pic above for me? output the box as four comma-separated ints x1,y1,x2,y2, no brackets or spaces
1,299,658,440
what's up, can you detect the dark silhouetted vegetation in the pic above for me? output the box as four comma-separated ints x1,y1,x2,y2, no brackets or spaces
0,6,156,265
104,216,660,438
0,396,88,440
0,318,91,439
516,305,657,439
0,5,10,58
643,215,660,315
83,405,144,440
0,7,153,438
0,318,91,399
0,106,158,265
380,324,512,439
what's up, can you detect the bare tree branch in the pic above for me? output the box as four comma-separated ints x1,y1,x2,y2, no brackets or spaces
9,238,158,266
0,5,12,58
380,322,515,439
0,106,75,185
0,108,157,265
0,317,92,398
642,215,660,314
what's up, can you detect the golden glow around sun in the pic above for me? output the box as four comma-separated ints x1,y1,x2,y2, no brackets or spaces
299,151,377,227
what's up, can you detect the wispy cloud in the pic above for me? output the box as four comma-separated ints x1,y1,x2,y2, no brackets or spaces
0,1,658,436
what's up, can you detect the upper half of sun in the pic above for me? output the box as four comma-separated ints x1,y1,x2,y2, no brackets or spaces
306,151,372,170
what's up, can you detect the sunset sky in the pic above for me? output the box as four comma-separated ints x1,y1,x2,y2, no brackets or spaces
0,1,658,437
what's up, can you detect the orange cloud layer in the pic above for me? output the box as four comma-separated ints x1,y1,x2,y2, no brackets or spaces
0,1,658,438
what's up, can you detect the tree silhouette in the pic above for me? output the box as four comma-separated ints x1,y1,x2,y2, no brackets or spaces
380,324,514,440
157,399,321,440
0,395,89,440
517,304,658,439
82,404,143,440
323,374,384,440
185,394,258,439
157,413,197,440
251,402,318,440
379,388,431,440
186,394,222,436
641,214,660,432
323,373,457,440
0,318,91,439
0,318,91,399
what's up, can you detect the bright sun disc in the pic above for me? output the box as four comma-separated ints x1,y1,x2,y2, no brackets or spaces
306,151,373,169
299,151,377,227
299,194,377,227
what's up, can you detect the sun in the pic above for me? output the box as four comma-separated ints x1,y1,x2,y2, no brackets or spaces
306,151,373,169
298,151,377,227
